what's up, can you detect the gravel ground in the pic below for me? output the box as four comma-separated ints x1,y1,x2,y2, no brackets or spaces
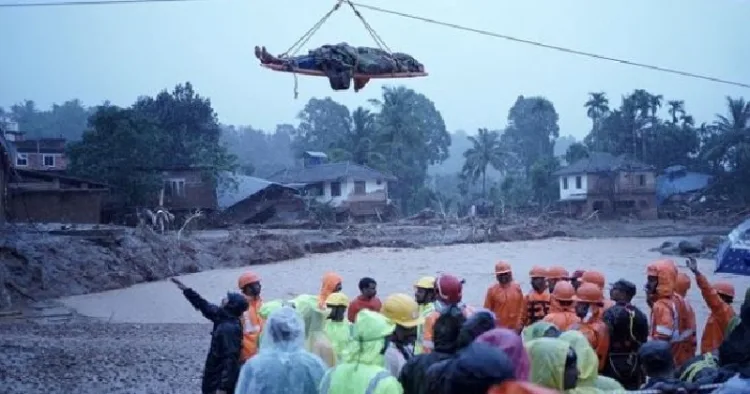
0,320,210,394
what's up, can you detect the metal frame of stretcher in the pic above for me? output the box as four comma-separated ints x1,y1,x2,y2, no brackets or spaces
261,63,429,79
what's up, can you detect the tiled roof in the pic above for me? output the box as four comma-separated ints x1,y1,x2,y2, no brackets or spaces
267,162,396,184
554,152,654,176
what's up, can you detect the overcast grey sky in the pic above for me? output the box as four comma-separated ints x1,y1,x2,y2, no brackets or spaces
1,0,748,139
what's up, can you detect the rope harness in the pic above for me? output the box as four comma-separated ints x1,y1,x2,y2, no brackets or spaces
274,0,399,98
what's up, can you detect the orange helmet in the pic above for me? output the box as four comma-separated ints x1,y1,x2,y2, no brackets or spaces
675,273,691,296
574,282,604,303
552,281,576,301
581,271,606,290
547,266,569,279
238,272,261,289
713,281,735,298
529,266,547,278
495,261,512,274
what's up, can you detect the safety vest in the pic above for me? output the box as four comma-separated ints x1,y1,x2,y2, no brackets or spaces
415,303,434,355
320,368,391,394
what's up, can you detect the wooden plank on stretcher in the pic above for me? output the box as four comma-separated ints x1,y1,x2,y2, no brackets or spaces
260,63,428,79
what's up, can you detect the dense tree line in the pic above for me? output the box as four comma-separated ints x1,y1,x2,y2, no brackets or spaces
4,84,747,214
66,83,235,207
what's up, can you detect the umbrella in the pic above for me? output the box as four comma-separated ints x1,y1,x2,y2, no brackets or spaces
715,218,750,275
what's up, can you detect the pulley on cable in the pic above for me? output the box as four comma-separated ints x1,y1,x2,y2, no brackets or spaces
255,0,427,98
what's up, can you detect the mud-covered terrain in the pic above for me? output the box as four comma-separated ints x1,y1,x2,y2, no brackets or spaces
0,218,740,394
0,218,733,311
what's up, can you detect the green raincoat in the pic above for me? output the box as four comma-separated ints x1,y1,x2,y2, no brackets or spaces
295,295,338,367
258,299,286,350
325,320,353,361
560,331,624,392
527,338,603,394
319,310,403,394
523,321,557,344
414,303,435,355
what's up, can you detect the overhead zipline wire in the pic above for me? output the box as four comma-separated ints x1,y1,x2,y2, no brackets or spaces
0,0,213,7
2,0,749,90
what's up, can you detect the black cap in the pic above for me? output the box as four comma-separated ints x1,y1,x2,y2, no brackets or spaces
612,279,637,298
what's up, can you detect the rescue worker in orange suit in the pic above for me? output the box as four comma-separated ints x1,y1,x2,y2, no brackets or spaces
580,270,615,311
686,257,736,355
571,282,610,371
646,259,693,367
543,281,580,331
546,266,569,293
422,274,475,353
484,261,525,331
675,272,698,359
317,272,343,310
523,266,551,326
237,272,263,363
546,266,569,312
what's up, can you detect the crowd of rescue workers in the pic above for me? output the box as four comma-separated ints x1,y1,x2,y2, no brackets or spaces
168,256,750,394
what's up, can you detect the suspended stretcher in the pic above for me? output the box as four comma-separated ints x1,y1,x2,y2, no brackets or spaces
259,0,427,97
259,63,428,79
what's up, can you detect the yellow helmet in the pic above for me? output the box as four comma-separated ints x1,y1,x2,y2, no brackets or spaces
325,292,349,307
380,293,424,328
414,276,436,290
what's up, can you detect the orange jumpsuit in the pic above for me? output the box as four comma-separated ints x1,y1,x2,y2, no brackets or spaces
572,282,610,371
695,273,736,354
484,262,525,331
675,273,697,360
422,304,475,353
647,259,692,367
542,281,580,331
317,272,343,310
581,270,615,311
240,297,263,362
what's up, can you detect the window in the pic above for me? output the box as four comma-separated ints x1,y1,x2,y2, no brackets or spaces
562,177,568,190
354,181,366,195
330,181,342,197
15,153,28,167
638,174,646,186
307,182,324,197
43,154,55,167
164,178,186,197
575,176,582,189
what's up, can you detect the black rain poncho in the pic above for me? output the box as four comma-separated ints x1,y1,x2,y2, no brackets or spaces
182,289,247,394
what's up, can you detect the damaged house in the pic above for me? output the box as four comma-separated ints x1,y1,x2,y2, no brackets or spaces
268,152,396,219
555,152,658,219
218,173,302,224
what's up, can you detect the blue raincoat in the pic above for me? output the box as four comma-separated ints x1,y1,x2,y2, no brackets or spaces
234,306,327,394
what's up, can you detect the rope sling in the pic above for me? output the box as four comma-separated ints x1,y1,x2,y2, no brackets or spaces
259,0,427,98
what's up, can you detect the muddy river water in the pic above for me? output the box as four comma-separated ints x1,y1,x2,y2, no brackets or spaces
61,237,749,340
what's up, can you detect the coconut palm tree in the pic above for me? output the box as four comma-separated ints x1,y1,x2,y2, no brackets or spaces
667,100,685,124
584,92,610,129
702,96,750,166
461,128,510,198
328,106,385,168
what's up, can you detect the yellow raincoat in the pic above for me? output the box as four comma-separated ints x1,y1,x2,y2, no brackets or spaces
526,338,604,394
257,299,285,350
560,331,624,392
319,310,403,394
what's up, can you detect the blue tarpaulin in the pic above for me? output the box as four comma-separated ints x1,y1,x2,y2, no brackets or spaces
715,218,750,275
